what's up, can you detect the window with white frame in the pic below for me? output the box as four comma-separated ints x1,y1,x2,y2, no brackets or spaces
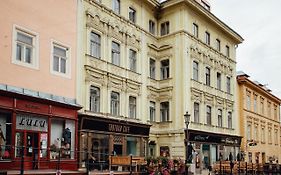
217,72,221,90
129,49,137,72
112,41,120,66
52,44,69,74
160,21,169,36
149,58,156,79
129,96,136,119
205,31,210,45
218,109,222,127
193,23,198,38
194,102,199,123
160,59,169,80
111,91,120,116
227,112,232,129
129,7,136,23
149,101,156,122
90,86,100,112
149,20,155,35
226,76,231,93
112,0,120,14
216,39,221,51
205,67,211,86
193,61,199,81
160,102,169,122
14,27,38,68
206,105,211,125
90,32,101,58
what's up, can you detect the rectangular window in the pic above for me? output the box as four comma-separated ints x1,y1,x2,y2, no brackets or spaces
160,22,169,36
160,102,169,122
205,67,211,86
253,95,257,113
274,105,278,120
149,101,156,122
112,0,120,14
129,96,136,119
112,41,120,66
193,61,199,81
0,113,12,160
129,7,136,23
129,49,137,72
216,39,221,51
226,45,230,57
260,98,264,115
149,58,156,79
268,101,271,118
90,32,101,58
227,112,232,129
247,94,251,110
50,119,75,159
269,129,272,144
194,102,200,123
247,124,251,141
90,86,100,112
160,59,169,80
53,44,68,74
226,76,231,93
218,109,222,127
13,27,38,69
193,23,198,38
205,32,210,45
149,20,155,34
253,125,258,141
111,91,120,116
261,127,265,143
217,72,221,90
206,105,211,125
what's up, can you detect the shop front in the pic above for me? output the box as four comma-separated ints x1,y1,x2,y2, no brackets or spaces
0,86,81,171
79,115,150,169
187,130,241,169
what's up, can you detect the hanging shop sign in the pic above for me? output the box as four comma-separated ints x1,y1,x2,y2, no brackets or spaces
16,114,48,132
81,117,150,136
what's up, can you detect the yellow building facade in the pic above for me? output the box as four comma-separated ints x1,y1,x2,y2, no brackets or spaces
76,0,243,169
237,72,281,163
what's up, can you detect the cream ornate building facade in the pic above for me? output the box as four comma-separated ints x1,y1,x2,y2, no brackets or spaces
76,0,243,169
237,72,281,163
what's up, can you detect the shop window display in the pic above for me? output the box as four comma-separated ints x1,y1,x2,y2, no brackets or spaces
50,119,75,159
0,113,12,160
126,137,140,156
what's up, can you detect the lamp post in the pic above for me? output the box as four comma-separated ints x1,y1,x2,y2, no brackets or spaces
184,111,191,175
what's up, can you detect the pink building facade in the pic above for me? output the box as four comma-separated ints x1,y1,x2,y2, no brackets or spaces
0,0,81,171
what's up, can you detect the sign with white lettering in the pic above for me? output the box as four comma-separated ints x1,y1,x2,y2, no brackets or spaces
16,114,48,132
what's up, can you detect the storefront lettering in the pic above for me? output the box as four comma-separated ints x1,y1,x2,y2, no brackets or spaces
16,114,48,132
25,104,40,110
194,135,209,141
108,124,130,133
19,118,46,128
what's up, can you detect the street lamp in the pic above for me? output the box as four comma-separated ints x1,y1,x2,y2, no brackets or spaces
184,111,191,175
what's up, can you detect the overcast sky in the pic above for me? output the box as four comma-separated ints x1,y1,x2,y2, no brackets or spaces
208,0,281,98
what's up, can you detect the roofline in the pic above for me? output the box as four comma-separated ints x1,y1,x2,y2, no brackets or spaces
237,75,281,104
161,0,244,44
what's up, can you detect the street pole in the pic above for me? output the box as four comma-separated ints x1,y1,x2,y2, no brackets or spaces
184,111,190,175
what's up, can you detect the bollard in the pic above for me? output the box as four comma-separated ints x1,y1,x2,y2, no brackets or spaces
238,161,240,175
220,160,222,175
56,148,61,175
245,162,248,175
20,146,24,175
